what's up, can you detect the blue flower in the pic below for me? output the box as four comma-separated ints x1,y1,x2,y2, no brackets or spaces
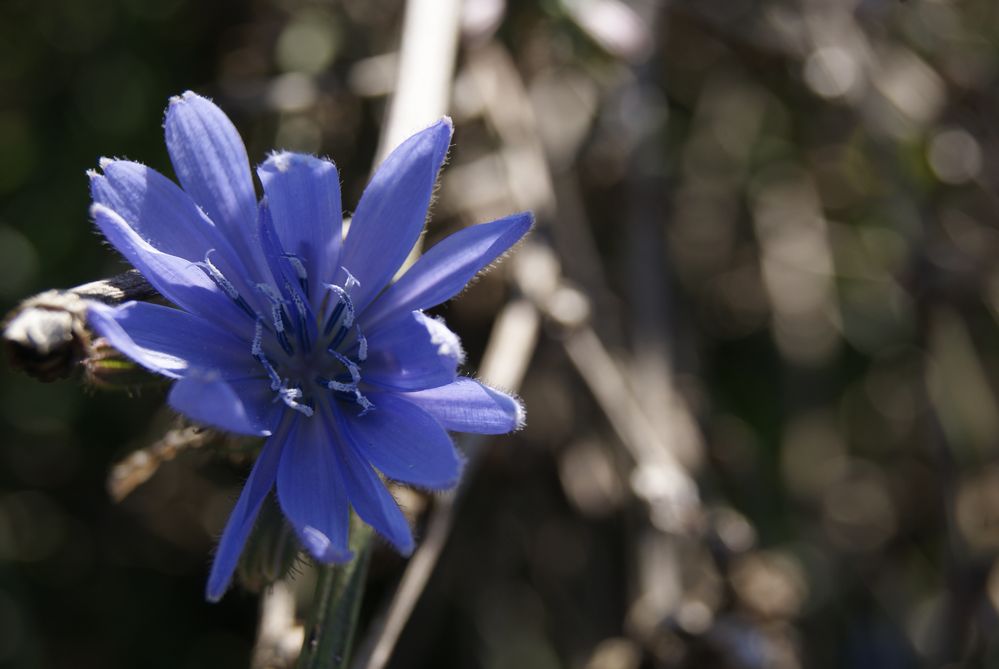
86,91,530,601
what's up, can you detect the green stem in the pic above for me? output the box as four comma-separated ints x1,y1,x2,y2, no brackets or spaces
295,522,373,669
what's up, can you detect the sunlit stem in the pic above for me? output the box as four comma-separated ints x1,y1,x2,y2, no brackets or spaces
295,518,373,669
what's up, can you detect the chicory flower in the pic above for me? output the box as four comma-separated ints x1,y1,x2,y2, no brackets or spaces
86,91,530,600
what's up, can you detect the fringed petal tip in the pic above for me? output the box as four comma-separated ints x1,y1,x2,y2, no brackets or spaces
401,378,524,435
259,150,338,174
360,211,534,330
482,382,526,431
430,116,453,167
382,523,416,557
301,526,354,564
341,115,455,311
168,90,203,106
478,383,525,432
205,568,234,602
509,391,527,431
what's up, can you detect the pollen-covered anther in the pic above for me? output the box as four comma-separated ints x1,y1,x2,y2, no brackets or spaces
285,282,311,351
319,376,356,393
356,325,368,361
355,392,374,415
251,319,283,391
277,385,314,417
200,250,239,298
317,370,374,415
323,284,355,334
283,254,309,295
251,319,265,356
257,284,295,355
195,250,256,319
342,268,360,291
284,253,309,280
329,349,361,384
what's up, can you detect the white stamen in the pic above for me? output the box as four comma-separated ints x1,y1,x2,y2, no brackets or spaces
342,267,360,290
278,386,314,417
356,325,368,361
285,255,308,281
257,284,288,333
288,282,309,320
325,284,355,329
355,391,374,415
202,250,240,299
326,379,356,393
258,356,283,391
331,350,361,383
251,320,264,356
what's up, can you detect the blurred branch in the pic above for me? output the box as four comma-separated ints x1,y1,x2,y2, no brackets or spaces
356,26,705,663
382,0,464,277
513,239,700,530
107,422,218,502
355,296,541,669
252,581,305,669
375,0,463,165
353,37,552,669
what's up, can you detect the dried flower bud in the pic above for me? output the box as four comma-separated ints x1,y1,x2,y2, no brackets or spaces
3,291,90,381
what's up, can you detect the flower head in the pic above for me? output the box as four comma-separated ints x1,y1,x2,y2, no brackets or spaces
87,91,530,600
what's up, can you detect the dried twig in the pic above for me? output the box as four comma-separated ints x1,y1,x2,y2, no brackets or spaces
353,39,553,669
107,423,219,502
251,581,305,669
354,295,541,669
375,0,463,165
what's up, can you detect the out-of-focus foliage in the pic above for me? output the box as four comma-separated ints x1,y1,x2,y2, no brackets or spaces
5,0,999,667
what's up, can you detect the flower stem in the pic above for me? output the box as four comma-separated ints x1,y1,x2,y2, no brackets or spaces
295,522,373,669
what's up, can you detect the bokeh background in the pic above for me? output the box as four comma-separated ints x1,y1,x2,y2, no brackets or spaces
4,0,999,667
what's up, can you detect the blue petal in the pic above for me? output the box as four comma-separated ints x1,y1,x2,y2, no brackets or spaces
206,430,283,601
330,406,413,554
400,377,524,435
341,392,462,490
91,160,262,311
257,153,343,304
362,212,533,330
168,372,274,437
87,301,255,379
163,92,266,274
91,161,227,263
276,414,353,564
363,312,463,391
340,119,453,311
90,203,252,331
256,201,317,342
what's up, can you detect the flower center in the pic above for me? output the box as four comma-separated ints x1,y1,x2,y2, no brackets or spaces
197,255,373,418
